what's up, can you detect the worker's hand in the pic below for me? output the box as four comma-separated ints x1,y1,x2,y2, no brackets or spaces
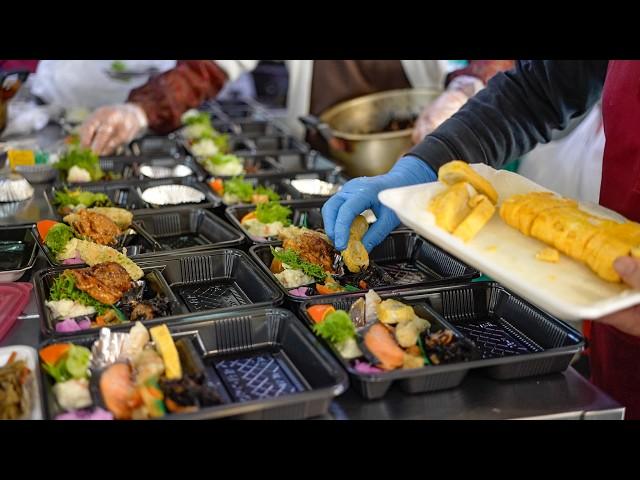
412,75,485,144
323,156,437,252
78,103,148,156
596,257,640,337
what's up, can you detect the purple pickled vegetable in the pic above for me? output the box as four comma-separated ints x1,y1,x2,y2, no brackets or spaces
353,360,383,374
55,408,113,420
62,254,83,265
55,317,92,333
289,287,310,297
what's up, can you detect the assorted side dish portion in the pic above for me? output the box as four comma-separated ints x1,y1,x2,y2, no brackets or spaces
266,215,401,297
36,206,140,267
40,322,223,420
306,290,475,373
0,351,35,420
209,176,279,205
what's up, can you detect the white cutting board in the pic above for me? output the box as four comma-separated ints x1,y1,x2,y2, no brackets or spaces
379,163,640,321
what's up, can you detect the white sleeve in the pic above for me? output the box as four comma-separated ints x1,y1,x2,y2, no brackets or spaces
400,60,449,90
214,60,259,82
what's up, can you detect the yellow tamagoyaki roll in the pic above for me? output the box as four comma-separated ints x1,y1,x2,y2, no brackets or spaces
438,160,499,205
452,194,496,242
428,182,473,233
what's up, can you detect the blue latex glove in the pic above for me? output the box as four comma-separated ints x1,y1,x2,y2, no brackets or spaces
322,155,437,252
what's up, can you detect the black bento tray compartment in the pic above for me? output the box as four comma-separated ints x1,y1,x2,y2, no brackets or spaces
250,230,480,302
38,308,348,420
137,249,283,314
0,223,38,272
98,155,206,183
299,284,584,400
133,206,245,254
35,222,162,268
129,135,181,157
421,281,584,379
249,135,309,154
236,150,340,178
33,263,186,337
45,182,147,218
226,199,328,244
134,176,221,209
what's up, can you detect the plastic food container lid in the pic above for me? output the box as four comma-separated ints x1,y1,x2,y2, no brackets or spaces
0,283,33,341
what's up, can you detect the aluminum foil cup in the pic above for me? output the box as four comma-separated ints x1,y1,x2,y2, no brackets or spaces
290,179,341,196
141,184,205,206
90,328,130,371
140,164,193,179
0,174,34,202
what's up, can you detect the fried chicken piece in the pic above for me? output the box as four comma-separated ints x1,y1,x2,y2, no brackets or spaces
70,262,132,305
282,232,334,273
68,209,121,246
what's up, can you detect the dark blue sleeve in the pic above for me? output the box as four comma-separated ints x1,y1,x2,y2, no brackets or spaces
409,60,609,172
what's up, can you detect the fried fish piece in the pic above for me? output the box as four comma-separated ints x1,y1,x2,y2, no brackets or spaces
65,209,121,245
70,261,132,305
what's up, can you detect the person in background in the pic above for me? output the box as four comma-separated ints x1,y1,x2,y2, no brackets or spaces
30,60,177,111
322,60,640,418
77,60,512,156
0,60,39,73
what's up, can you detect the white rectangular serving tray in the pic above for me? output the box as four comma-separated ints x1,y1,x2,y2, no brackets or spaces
379,163,640,321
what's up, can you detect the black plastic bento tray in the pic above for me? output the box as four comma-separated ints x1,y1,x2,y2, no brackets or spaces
299,282,584,400
38,307,348,420
34,249,284,338
45,182,148,218
129,135,181,157
34,223,162,268
98,155,207,183
226,198,329,244
251,230,480,302
133,206,245,254
235,150,339,178
0,223,38,274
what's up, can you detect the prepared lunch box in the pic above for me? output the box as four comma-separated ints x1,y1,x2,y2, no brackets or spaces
34,249,284,338
45,182,148,218
299,282,584,399
226,199,329,244
39,308,347,420
35,222,161,268
251,230,480,301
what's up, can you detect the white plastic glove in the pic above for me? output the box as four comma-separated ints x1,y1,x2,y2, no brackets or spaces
412,75,485,144
79,103,148,155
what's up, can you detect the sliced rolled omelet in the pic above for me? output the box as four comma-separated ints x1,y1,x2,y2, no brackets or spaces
584,233,632,282
438,160,499,204
428,182,473,233
452,194,496,242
